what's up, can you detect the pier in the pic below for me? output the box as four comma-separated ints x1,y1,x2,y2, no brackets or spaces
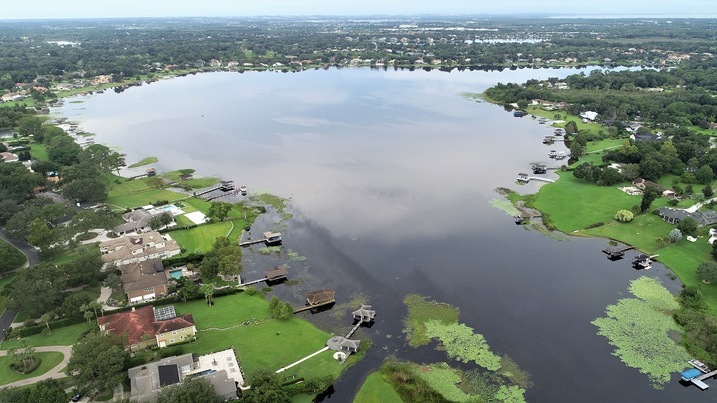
238,267,288,286
293,289,336,314
239,231,283,247
517,173,555,184
681,360,717,390
602,245,635,260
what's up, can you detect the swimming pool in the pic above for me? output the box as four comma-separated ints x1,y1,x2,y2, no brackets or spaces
169,269,183,280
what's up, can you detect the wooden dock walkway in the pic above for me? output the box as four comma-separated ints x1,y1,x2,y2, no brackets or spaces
293,299,335,313
238,267,288,286
205,189,240,201
602,246,635,260
517,176,555,183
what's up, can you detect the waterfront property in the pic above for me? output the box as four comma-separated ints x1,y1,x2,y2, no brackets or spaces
119,259,169,304
99,231,181,266
98,305,197,351
127,349,243,402
656,207,717,227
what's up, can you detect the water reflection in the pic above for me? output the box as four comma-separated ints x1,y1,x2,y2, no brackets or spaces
56,67,700,402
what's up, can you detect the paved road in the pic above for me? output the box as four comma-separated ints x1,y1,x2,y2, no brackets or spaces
0,345,72,388
0,228,39,267
0,309,16,342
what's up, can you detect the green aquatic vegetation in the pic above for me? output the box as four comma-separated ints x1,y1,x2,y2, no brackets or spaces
250,192,288,213
424,321,502,371
287,249,307,261
490,198,520,216
592,277,690,388
128,156,158,168
413,363,474,402
258,246,281,255
495,385,527,403
403,294,459,347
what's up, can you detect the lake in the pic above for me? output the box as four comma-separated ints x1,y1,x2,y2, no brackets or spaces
57,67,704,402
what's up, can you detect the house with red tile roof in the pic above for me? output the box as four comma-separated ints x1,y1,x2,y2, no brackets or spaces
98,305,196,352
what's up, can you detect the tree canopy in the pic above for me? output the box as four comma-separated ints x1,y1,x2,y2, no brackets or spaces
66,332,129,394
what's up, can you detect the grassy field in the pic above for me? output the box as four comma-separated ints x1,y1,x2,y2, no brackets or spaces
353,372,403,403
162,170,219,189
173,293,345,381
128,157,158,168
29,143,49,162
530,168,717,313
1,323,89,349
658,241,717,310
0,352,65,386
169,222,234,254
532,172,637,232
106,177,185,209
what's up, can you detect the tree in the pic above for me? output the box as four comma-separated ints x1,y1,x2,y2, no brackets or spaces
697,261,717,283
17,117,43,137
208,202,233,221
668,228,683,243
199,237,242,279
62,178,108,203
677,217,698,236
569,141,584,160
176,277,199,302
565,120,578,135
66,332,129,394
704,184,714,198
156,378,223,403
149,212,173,230
640,186,660,213
40,313,52,335
516,99,529,109
199,283,215,306
241,369,290,403
0,379,67,403
26,218,55,251
696,164,714,185
7,262,66,318
614,210,634,223
598,167,623,186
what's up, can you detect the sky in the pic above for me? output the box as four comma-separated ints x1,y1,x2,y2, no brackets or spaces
3,0,717,20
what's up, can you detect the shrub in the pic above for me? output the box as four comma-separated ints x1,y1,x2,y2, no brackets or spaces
696,261,717,283
615,210,634,223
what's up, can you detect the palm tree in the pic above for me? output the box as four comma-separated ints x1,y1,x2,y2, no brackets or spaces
199,283,215,306
40,313,52,335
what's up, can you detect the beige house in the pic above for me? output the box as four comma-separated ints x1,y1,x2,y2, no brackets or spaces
99,231,181,266
120,259,169,304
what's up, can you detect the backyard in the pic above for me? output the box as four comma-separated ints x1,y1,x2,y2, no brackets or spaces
0,352,65,386
172,292,348,381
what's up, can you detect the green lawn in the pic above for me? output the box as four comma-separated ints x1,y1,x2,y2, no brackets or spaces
530,169,717,313
533,172,637,232
173,293,343,381
169,221,234,254
0,352,65,386
658,241,717,311
162,170,219,189
107,189,185,210
106,176,186,209
1,323,89,349
353,372,403,403
29,143,49,162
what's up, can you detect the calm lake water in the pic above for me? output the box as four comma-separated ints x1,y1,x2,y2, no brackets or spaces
58,68,707,402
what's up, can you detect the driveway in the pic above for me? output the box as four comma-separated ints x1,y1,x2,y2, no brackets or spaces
0,228,39,267
0,345,72,388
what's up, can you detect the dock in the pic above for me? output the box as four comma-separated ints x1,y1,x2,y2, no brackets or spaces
293,289,336,314
239,231,283,247
238,267,288,286
516,174,555,184
602,245,635,260
681,364,717,390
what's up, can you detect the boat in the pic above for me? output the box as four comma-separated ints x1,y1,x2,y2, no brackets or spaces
632,254,652,270
513,110,528,117
555,151,567,160
548,150,557,158
240,186,247,194
690,359,711,373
